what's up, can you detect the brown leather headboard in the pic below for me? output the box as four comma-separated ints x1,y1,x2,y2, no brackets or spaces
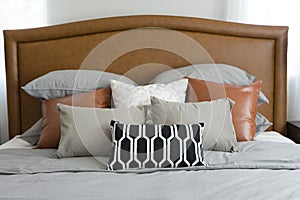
4,15,288,139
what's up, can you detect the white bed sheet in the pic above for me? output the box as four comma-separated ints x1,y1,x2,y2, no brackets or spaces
0,136,34,150
254,131,294,144
1,141,300,200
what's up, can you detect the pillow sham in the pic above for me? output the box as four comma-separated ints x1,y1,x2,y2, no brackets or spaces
111,79,188,108
149,63,268,105
149,96,238,152
36,87,111,149
22,115,267,147
56,104,146,158
19,112,264,146
19,119,42,146
22,70,136,99
160,64,270,132
107,120,206,170
256,112,272,132
186,77,262,141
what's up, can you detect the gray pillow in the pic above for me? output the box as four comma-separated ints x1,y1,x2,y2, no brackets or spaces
149,63,269,105
148,96,239,152
19,119,42,146
256,112,273,132
56,104,146,158
22,70,136,99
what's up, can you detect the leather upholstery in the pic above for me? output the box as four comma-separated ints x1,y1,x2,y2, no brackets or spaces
3,15,288,138
186,77,262,141
37,88,111,149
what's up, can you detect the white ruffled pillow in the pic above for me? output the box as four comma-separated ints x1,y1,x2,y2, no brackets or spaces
111,79,188,108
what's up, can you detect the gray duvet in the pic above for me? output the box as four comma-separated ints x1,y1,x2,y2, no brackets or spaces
1,141,300,200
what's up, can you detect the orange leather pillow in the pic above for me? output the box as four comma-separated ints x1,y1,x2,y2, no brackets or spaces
36,88,111,149
186,77,262,141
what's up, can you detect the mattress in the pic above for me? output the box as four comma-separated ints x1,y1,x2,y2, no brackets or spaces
0,135,300,199
1,131,293,150
254,131,295,144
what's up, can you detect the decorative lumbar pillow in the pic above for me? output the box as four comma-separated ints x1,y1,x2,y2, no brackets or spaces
149,96,238,152
110,79,188,108
149,63,268,105
36,87,111,149
186,77,262,141
56,104,146,158
22,70,136,99
107,120,206,170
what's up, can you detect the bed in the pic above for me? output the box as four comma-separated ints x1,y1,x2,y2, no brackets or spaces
1,15,296,199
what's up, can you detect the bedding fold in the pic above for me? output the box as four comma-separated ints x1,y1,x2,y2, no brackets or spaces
1,141,300,175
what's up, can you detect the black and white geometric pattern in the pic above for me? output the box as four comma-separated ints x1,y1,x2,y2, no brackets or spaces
108,121,205,170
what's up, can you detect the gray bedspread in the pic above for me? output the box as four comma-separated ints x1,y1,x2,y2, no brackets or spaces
1,141,300,200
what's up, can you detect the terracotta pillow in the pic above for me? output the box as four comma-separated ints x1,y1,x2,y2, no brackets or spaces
186,77,262,141
36,88,111,149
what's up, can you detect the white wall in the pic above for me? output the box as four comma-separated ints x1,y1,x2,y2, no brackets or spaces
47,0,228,24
